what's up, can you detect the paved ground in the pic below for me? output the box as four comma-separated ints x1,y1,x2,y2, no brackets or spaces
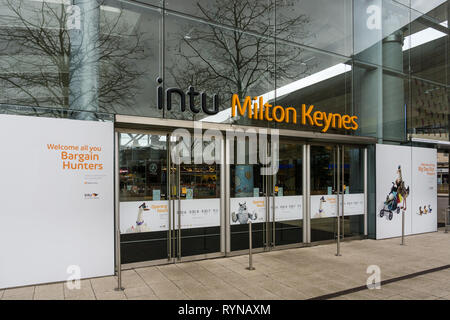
1,229,450,300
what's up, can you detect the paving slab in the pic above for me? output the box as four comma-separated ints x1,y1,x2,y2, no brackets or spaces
9,230,450,300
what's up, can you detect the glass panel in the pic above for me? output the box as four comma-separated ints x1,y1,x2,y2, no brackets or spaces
178,136,222,257
119,133,169,263
164,12,274,125
0,0,162,118
274,42,352,134
354,0,410,71
409,78,449,140
310,145,337,242
230,135,267,251
276,0,352,56
273,141,303,246
411,0,447,15
165,0,274,37
342,146,365,237
409,9,448,84
99,1,162,117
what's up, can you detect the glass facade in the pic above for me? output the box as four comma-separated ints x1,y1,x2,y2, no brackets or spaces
0,0,447,258
0,0,446,142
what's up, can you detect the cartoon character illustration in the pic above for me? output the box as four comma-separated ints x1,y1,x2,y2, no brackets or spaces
418,205,432,215
313,196,327,218
231,202,257,224
380,165,410,221
126,202,151,233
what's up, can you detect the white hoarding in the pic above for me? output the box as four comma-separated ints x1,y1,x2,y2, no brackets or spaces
376,144,412,239
0,115,114,289
376,144,437,239
411,147,437,234
120,198,220,233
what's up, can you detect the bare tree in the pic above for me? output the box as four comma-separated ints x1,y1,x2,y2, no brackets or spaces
0,0,148,117
166,0,314,121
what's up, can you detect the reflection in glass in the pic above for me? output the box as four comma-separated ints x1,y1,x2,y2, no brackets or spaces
0,0,154,118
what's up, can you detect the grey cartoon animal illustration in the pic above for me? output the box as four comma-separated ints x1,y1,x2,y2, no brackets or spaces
231,202,257,224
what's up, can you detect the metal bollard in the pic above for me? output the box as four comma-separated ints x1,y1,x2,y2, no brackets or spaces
115,229,124,291
446,208,449,233
401,210,405,245
246,221,255,271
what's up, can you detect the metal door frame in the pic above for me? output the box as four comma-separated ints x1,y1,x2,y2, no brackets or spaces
306,143,368,247
115,115,374,265
116,128,226,269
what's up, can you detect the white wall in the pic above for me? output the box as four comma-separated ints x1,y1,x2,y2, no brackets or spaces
0,115,114,289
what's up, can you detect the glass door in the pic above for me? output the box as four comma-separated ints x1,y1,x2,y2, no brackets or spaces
270,141,304,247
309,144,365,243
229,137,304,251
339,145,365,238
229,131,269,251
172,135,222,260
310,145,340,242
119,132,171,264
119,130,223,266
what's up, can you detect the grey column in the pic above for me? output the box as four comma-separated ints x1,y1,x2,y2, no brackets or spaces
69,0,100,120
382,30,406,142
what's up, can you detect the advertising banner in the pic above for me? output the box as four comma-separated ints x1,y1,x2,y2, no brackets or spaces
376,144,437,239
310,194,365,219
376,144,412,239
269,195,303,222
411,147,437,234
230,197,266,224
120,198,220,233
0,115,114,289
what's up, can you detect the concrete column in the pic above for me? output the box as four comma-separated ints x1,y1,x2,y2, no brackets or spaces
69,0,100,120
382,30,406,142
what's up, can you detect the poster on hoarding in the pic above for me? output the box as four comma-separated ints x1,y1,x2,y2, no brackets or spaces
0,115,114,289
411,147,437,234
376,144,412,239
120,198,220,233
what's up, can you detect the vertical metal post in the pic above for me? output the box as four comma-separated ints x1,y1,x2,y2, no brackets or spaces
177,163,181,260
114,132,124,291
225,137,231,255
341,145,345,240
336,146,341,256
306,145,311,244
445,207,449,233
364,147,368,237
246,221,255,270
401,209,405,245
302,144,308,244
220,136,225,254
167,134,172,261
272,174,276,248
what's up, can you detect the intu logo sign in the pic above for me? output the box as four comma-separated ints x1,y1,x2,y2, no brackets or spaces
156,77,219,115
